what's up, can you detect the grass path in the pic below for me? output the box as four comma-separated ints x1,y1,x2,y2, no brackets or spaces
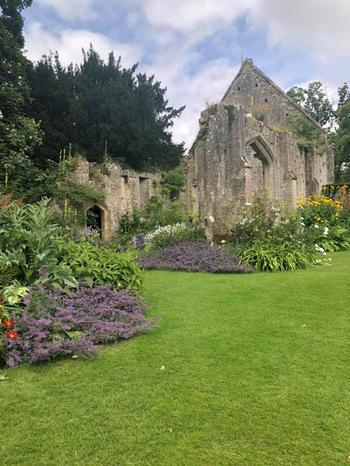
1,252,350,465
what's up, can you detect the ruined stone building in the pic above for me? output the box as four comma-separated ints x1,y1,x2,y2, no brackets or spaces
73,59,334,240
73,157,161,240
186,59,334,236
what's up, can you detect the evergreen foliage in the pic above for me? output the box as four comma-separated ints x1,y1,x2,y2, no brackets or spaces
28,47,185,170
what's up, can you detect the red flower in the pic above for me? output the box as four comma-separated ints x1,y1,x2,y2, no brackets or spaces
5,330,18,340
2,320,15,328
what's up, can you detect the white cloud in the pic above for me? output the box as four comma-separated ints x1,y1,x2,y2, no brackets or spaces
37,0,97,20
24,0,350,149
25,23,143,67
160,59,238,147
143,0,255,34
249,0,350,59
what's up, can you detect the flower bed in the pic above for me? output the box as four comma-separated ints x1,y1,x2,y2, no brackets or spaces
137,241,253,273
1,284,154,367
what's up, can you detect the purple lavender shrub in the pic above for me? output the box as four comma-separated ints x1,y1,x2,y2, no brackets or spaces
3,284,154,367
137,240,254,273
134,234,146,251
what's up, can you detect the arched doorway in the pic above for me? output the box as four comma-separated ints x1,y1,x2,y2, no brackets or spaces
86,205,103,238
246,136,276,199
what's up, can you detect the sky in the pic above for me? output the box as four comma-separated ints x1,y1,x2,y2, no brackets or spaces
23,0,350,149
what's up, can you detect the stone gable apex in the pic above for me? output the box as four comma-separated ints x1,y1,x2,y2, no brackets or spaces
222,58,324,132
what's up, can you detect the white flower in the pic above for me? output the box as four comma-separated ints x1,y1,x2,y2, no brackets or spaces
160,366,165,371
315,244,325,253
314,224,319,229
221,240,226,244
323,227,329,236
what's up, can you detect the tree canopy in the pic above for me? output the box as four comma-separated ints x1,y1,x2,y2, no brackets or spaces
0,0,45,199
287,81,334,127
28,47,185,170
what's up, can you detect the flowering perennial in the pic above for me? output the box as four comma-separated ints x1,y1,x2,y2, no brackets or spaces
1,284,154,367
137,241,253,273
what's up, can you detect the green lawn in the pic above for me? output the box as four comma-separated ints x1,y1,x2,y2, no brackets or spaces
1,252,350,466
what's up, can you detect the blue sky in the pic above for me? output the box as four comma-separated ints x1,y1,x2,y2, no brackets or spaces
23,0,350,148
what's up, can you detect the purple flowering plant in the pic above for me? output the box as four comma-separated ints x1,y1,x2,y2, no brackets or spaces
137,240,253,273
1,283,154,368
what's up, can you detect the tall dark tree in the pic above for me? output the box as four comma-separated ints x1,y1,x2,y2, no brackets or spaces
0,0,45,198
29,46,185,169
27,53,75,165
333,83,350,182
287,81,334,127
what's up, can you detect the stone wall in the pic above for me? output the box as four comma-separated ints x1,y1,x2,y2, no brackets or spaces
73,157,162,240
186,59,334,239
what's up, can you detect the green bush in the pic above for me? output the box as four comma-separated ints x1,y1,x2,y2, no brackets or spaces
0,199,76,287
238,240,318,272
230,194,305,247
161,167,186,200
114,196,188,248
59,241,143,289
0,260,19,288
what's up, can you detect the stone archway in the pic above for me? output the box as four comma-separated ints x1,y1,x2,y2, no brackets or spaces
246,135,277,200
86,204,110,240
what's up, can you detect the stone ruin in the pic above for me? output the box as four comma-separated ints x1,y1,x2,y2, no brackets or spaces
73,157,161,240
73,59,334,240
186,58,334,238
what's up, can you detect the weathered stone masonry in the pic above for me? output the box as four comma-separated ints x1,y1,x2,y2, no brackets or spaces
186,59,334,237
73,157,161,240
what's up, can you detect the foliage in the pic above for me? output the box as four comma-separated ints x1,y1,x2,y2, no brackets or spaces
297,194,350,252
1,283,153,367
286,115,327,150
28,46,185,170
0,199,76,287
333,99,350,182
0,259,19,288
0,0,47,199
142,223,203,251
322,184,350,199
297,194,343,227
161,167,187,200
230,194,284,246
230,195,325,271
115,196,188,247
58,240,143,289
143,197,187,229
137,240,253,273
287,81,334,127
2,282,28,306
116,209,143,246
238,240,318,272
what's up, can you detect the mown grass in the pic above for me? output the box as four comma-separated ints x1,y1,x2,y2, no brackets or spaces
1,252,349,465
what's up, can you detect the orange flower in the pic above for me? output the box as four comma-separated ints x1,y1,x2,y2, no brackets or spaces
2,319,15,328
5,330,18,340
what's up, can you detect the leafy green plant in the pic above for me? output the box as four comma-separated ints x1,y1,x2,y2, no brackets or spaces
161,167,186,200
59,241,143,289
0,199,76,287
238,240,317,272
286,115,327,150
2,282,29,306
